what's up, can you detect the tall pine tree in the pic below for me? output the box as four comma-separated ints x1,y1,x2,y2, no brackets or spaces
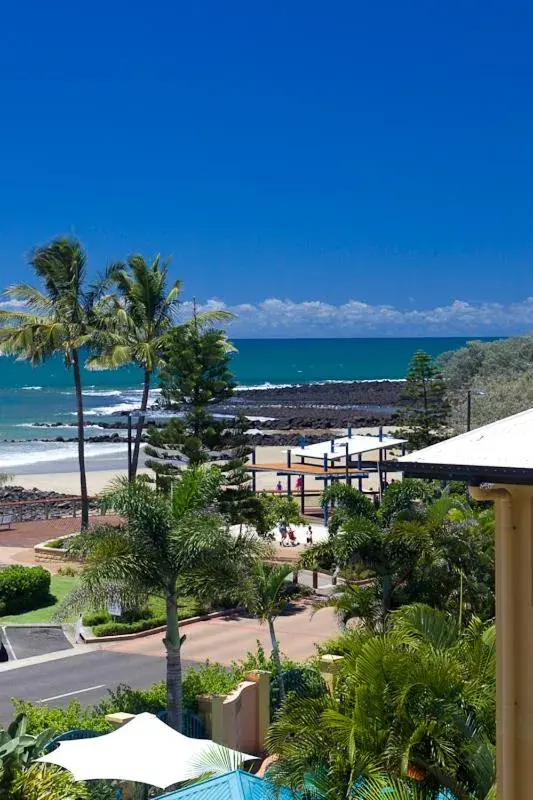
146,319,258,525
397,350,450,450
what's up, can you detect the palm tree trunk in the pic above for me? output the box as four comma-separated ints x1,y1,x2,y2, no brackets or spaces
72,348,89,530
164,587,182,730
131,369,151,479
268,617,285,702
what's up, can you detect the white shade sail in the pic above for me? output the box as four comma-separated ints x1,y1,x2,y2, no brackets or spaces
290,434,406,462
37,712,258,789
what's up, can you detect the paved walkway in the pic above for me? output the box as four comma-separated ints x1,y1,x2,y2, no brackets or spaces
0,515,121,572
104,601,337,665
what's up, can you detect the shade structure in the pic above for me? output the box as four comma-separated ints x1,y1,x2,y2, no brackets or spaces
37,712,258,789
290,433,406,462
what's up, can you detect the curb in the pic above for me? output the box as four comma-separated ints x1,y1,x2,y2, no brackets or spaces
82,607,242,644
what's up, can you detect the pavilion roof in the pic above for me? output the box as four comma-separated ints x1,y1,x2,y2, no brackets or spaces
290,434,406,462
399,407,533,483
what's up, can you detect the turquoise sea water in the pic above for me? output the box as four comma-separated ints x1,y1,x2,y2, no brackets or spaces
0,337,494,468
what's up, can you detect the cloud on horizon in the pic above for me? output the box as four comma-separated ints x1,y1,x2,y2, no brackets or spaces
2,296,533,337
183,296,533,337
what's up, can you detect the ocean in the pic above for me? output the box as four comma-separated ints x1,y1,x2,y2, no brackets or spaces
0,337,491,469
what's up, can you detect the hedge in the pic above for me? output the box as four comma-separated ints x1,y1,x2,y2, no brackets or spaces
0,565,51,615
92,616,167,637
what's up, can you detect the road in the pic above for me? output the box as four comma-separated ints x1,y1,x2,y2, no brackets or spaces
0,650,184,723
0,604,337,724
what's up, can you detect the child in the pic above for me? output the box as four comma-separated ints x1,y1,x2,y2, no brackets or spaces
306,525,313,546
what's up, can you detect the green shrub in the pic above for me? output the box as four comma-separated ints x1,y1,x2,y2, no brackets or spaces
93,683,167,717
182,664,239,711
57,564,78,577
92,616,167,637
11,699,111,735
0,566,51,614
45,538,64,549
82,611,111,627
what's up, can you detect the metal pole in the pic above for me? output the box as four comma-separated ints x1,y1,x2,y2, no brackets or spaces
345,442,349,485
300,474,305,514
251,449,256,493
466,390,472,432
127,413,132,484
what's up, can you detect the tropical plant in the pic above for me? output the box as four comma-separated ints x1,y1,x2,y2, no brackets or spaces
397,350,451,450
0,238,101,528
89,257,233,479
10,763,89,800
56,468,265,730
321,482,377,534
241,563,294,700
0,714,52,792
267,604,496,800
310,482,494,629
0,713,88,799
86,255,180,479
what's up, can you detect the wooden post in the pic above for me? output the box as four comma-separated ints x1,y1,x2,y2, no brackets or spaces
312,570,318,589
300,473,305,514
287,474,292,497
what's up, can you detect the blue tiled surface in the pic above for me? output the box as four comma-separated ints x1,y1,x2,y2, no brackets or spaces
160,770,295,800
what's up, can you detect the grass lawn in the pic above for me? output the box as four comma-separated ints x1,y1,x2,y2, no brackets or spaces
0,575,78,624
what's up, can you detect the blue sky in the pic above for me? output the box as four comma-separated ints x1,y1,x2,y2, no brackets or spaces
1,1,533,337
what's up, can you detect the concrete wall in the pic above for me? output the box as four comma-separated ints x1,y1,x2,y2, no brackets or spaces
198,670,270,756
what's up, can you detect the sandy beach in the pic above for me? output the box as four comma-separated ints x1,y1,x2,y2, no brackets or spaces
6,426,398,496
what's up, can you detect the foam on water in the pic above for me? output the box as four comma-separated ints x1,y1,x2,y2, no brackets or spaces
0,441,128,469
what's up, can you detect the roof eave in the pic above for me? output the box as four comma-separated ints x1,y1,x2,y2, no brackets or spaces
401,461,533,485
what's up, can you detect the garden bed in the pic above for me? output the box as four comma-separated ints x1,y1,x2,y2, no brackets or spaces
82,595,212,638
34,533,81,563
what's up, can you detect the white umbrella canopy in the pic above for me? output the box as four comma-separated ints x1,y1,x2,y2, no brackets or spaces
37,712,258,789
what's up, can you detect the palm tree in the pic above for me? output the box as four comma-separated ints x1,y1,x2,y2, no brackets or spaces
0,238,98,529
88,255,233,479
267,603,496,799
58,467,265,730
241,562,293,700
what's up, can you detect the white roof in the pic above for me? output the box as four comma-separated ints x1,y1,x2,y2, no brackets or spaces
38,712,257,789
290,434,406,462
399,407,533,470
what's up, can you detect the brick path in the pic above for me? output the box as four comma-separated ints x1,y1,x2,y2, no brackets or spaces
0,515,121,548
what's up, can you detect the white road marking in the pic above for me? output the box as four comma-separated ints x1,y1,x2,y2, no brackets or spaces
1,627,17,661
38,684,106,703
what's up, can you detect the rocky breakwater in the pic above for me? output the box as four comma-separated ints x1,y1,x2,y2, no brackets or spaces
0,487,99,522
227,380,402,430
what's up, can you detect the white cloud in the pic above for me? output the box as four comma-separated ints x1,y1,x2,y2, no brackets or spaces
185,296,533,337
